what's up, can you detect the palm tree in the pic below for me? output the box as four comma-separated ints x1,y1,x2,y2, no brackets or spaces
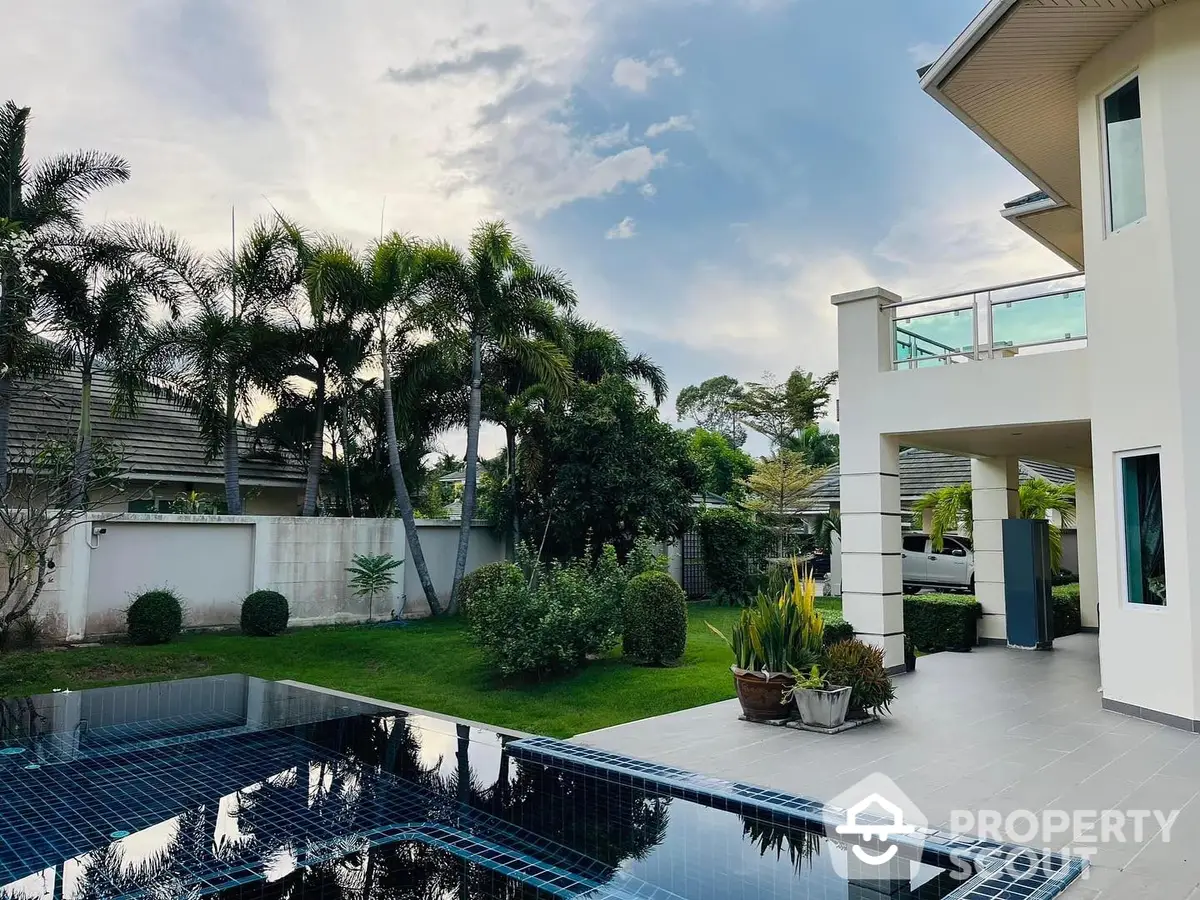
360,234,449,614
0,100,130,487
911,476,1077,570
562,315,667,404
423,221,576,610
144,219,294,513
37,227,176,506
278,221,371,516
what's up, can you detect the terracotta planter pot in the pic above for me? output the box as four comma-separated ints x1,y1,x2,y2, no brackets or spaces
732,668,795,722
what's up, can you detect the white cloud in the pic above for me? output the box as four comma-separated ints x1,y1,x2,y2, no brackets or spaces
605,216,637,240
611,55,683,92
907,42,944,68
0,0,656,249
645,114,693,138
591,124,631,149
639,182,657,197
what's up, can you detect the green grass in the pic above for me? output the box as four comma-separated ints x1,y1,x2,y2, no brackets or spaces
0,599,843,739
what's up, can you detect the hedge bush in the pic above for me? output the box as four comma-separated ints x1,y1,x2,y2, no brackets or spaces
822,610,855,646
468,550,623,678
459,561,520,620
697,508,769,603
623,571,688,665
240,590,290,636
1052,583,1082,638
127,588,184,645
904,593,981,653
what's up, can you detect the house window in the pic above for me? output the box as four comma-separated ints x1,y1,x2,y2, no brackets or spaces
1119,451,1166,605
1103,75,1146,232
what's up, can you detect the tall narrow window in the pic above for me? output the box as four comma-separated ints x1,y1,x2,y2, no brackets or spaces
1120,452,1166,605
1103,76,1146,231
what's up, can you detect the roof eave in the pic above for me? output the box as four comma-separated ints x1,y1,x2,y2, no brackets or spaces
1001,201,1086,270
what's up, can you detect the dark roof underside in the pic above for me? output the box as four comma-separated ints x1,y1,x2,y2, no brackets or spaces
10,370,305,487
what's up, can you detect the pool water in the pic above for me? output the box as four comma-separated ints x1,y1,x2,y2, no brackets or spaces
0,676,1075,899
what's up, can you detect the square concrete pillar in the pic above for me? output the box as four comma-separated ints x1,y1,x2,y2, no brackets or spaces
971,456,1019,642
1074,467,1099,630
839,433,905,673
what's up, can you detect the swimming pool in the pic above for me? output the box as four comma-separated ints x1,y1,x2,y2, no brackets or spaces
0,675,1085,899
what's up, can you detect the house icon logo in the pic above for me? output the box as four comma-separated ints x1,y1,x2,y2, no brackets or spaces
826,773,928,886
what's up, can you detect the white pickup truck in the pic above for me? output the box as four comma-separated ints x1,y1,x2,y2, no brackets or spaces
902,533,975,593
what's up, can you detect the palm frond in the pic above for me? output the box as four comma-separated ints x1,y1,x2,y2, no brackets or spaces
25,150,130,228
626,353,668,406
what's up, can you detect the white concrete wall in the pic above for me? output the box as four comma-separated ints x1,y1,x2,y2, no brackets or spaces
32,513,408,640
1076,4,1200,722
403,520,506,615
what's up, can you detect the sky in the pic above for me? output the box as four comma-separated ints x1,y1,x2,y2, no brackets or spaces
2,0,1064,458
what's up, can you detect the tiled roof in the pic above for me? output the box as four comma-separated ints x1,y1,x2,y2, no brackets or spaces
809,447,1073,502
9,370,305,487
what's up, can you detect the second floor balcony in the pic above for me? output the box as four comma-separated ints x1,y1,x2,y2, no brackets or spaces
890,272,1086,369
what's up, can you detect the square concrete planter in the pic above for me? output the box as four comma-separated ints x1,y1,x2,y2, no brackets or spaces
792,685,852,729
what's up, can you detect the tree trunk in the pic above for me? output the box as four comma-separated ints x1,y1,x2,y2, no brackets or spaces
451,330,483,612
223,386,242,515
69,363,93,508
506,425,519,559
341,401,354,517
381,321,442,615
0,374,13,495
301,369,325,516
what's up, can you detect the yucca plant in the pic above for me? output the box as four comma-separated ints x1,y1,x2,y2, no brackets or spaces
707,560,824,674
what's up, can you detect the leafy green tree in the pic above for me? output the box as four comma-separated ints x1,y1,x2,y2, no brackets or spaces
358,234,457,614
145,220,294,514
517,375,701,562
688,427,755,501
277,222,373,516
676,374,746,446
563,315,667,404
745,449,830,557
423,220,575,610
786,423,840,467
0,100,130,487
38,227,178,506
911,477,1077,570
732,368,838,449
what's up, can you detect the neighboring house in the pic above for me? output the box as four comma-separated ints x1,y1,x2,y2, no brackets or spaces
809,447,1074,523
9,370,305,515
834,0,1197,729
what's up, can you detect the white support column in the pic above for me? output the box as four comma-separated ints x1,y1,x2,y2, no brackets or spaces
971,456,1020,642
1075,466,1099,631
839,435,905,673
832,285,905,673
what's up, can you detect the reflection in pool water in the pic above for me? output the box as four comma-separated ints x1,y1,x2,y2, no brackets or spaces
0,677,967,899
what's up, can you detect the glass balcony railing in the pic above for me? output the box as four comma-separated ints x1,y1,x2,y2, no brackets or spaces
889,272,1086,369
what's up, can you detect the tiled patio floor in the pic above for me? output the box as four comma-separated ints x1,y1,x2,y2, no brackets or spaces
578,634,1200,898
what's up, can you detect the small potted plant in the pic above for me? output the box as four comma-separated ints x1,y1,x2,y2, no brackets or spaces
708,560,826,722
785,664,852,729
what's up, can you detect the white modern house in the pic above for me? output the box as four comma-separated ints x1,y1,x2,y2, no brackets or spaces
836,0,1199,728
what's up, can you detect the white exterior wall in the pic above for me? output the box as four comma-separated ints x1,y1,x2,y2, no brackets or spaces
402,521,506,615
1076,4,1200,723
26,514,501,641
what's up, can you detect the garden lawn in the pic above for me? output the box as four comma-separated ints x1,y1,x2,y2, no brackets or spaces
0,599,842,739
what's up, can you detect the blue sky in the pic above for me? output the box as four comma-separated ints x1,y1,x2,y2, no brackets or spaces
2,0,1062,457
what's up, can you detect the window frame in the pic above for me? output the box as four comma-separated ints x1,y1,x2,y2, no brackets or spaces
1100,71,1147,236
1115,447,1167,610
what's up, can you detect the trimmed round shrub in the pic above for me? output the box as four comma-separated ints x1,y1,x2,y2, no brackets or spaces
622,571,688,665
241,590,290,636
127,589,184,645
459,561,521,620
